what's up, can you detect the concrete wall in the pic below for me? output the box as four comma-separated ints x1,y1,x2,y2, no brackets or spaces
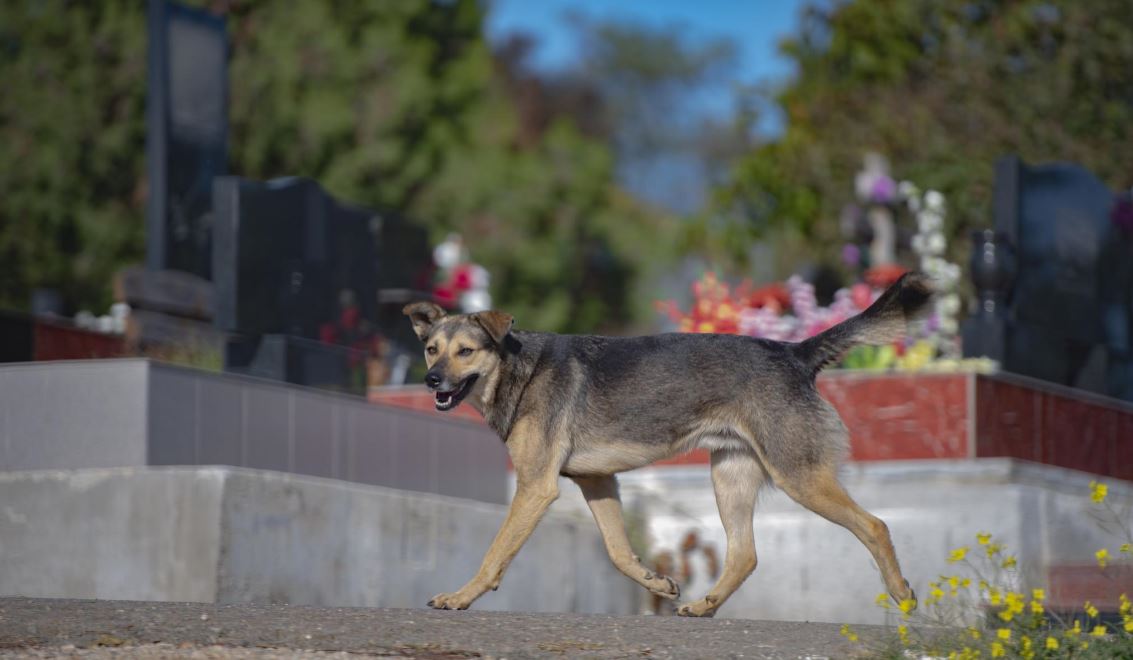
0,360,148,470
0,466,637,614
532,459,1132,624
0,359,506,504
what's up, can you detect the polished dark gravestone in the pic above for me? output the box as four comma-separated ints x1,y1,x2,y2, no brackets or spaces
145,0,228,279
212,177,433,393
964,156,1133,400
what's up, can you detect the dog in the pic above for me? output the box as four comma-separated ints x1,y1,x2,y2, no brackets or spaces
403,272,930,616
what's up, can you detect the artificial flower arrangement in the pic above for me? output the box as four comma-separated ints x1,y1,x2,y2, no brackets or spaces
658,186,994,373
656,269,990,372
431,233,492,313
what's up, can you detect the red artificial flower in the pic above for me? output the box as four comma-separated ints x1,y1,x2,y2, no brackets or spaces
746,283,790,311
850,283,873,310
433,286,456,306
864,264,908,289
452,264,473,291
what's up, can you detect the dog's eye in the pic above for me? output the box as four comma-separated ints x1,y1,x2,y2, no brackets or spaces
457,347,474,357
426,346,438,356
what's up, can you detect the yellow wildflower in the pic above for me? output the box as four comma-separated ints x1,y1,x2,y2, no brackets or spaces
948,546,969,563
1089,480,1108,503
988,588,1003,606
1004,591,1025,618
1032,588,1044,601
898,598,916,618
930,584,945,603
1085,601,1099,618
898,624,910,646
990,641,1005,657
839,623,859,642
1066,620,1082,638
1001,555,1017,569
968,627,982,640
1124,617,1133,633
1096,548,1110,567
1031,599,1044,615
996,628,1011,640
1121,543,1132,554
875,592,891,610
1020,636,1034,660
1121,593,1131,615
977,532,992,545
1090,625,1107,637
1045,636,1059,650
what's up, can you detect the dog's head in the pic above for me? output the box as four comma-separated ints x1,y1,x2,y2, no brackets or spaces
402,302,513,412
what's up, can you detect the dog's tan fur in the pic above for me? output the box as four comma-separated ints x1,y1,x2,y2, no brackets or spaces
405,274,930,616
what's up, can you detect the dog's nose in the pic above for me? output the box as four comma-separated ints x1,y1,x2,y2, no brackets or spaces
425,371,442,389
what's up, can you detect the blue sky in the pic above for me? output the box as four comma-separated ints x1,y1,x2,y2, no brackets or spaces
484,0,810,134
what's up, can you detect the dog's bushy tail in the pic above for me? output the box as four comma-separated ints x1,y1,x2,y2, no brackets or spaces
791,272,934,378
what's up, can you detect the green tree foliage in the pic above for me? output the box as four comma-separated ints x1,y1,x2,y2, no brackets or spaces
0,3,147,312
0,0,676,333
717,0,1133,269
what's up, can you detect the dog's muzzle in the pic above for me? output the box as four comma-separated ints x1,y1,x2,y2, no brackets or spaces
428,374,478,411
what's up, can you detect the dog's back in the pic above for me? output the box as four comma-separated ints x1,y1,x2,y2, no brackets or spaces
511,272,933,480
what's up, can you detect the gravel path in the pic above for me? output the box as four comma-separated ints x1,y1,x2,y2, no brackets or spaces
0,597,887,659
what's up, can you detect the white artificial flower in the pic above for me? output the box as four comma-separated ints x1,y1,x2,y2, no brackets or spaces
927,232,946,255
460,289,492,313
74,310,96,330
918,210,943,232
925,190,945,211
433,234,465,270
469,264,491,289
911,234,926,255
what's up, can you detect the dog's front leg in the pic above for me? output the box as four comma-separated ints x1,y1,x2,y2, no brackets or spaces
428,420,563,610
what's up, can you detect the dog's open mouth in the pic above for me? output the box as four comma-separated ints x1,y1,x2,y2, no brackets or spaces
434,375,478,412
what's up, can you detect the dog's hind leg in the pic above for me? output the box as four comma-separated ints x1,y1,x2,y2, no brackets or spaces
775,462,915,608
572,475,681,601
677,449,766,617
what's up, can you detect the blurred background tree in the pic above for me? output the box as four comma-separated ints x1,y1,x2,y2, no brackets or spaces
0,0,677,333
0,3,147,314
5,0,1133,333
715,0,1133,274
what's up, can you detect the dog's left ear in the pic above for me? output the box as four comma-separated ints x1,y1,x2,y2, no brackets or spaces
472,311,514,345
403,301,446,341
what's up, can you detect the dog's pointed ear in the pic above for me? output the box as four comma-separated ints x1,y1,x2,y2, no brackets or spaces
472,310,514,345
403,302,446,342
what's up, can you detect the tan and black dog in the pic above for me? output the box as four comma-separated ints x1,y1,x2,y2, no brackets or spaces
403,273,931,616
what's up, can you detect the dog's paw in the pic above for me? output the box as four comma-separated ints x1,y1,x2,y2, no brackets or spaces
900,579,918,612
645,574,680,600
427,591,473,610
676,598,717,618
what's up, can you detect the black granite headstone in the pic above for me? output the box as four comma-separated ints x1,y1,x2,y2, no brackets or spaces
145,0,228,279
964,156,1133,399
211,176,433,392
